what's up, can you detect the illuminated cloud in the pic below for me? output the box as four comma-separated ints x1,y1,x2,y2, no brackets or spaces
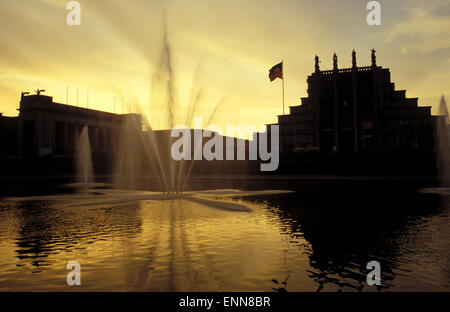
0,0,448,128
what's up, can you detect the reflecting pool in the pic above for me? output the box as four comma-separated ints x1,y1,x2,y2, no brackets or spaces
0,187,448,291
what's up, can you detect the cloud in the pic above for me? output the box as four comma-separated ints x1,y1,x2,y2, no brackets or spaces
0,0,448,127
384,1,450,53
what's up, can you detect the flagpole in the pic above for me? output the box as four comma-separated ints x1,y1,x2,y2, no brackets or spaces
282,59,285,115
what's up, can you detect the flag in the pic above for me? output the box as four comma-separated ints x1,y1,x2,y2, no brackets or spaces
269,62,283,81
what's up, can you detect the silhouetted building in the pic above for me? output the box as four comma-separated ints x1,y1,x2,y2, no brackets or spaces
16,92,140,157
0,113,19,157
274,50,435,154
151,129,251,159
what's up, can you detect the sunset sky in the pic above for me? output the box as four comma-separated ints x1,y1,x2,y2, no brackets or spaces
0,0,449,132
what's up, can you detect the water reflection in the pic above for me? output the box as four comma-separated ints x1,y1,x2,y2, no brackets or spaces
0,188,448,291
246,190,448,291
2,199,143,276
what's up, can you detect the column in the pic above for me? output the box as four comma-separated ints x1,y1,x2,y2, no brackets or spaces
312,74,321,150
333,71,339,152
18,119,24,157
63,121,68,153
352,69,358,151
74,124,79,152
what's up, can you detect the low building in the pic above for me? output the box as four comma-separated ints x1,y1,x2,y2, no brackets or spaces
0,113,19,157
15,92,140,157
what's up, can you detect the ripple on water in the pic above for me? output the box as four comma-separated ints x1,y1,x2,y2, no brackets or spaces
0,190,448,291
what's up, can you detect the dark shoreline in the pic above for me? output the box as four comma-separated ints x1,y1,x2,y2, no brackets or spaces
0,173,440,198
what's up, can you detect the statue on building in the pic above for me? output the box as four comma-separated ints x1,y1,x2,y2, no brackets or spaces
333,53,338,70
35,89,45,95
371,49,376,67
352,49,357,68
315,55,320,72
21,91,30,100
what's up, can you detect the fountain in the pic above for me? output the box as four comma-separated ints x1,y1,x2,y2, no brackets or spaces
70,21,287,210
113,114,146,190
111,22,218,195
421,95,450,195
76,125,94,190
436,95,449,187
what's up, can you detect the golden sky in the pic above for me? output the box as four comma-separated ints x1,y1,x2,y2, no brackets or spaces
0,0,449,132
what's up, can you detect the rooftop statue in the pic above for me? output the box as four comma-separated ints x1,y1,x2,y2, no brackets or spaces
333,53,338,70
315,55,320,72
371,49,376,67
20,91,30,100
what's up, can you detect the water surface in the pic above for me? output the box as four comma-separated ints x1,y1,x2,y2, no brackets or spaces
0,188,448,291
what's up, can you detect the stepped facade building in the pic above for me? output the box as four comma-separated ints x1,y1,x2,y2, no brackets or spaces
273,50,435,154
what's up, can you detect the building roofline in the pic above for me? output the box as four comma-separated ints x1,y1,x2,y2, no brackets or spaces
19,95,138,120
